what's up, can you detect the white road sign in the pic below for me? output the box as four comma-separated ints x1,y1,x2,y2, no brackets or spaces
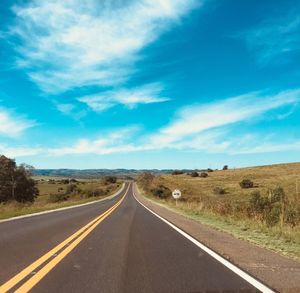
172,189,181,199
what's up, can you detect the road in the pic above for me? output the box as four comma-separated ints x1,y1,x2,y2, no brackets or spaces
0,182,271,292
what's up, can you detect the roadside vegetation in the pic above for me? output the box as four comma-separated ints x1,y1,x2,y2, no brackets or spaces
0,155,121,219
137,163,300,261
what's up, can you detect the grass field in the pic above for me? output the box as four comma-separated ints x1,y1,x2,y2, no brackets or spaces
137,163,300,261
0,177,121,220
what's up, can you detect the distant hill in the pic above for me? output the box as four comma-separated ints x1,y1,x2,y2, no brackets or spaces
32,168,178,178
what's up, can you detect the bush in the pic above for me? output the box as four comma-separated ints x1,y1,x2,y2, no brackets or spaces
151,185,171,199
269,186,286,203
266,203,281,227
84,188,105,198
66,183,78,194
49,193,69,203
223,165,228,170
207,168,213,172
239,179,254,189
104,176,117,184
138,173,155,186
249,191,269,214
213,187,226,195
248,187,296,227
200,172,208,178
285,206,300,227
172,170,184,175
190,172,199,177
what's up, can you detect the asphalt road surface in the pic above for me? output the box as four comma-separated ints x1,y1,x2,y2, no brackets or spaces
0,182,271,293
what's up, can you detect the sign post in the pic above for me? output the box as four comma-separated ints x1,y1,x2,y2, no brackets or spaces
172,189,181,206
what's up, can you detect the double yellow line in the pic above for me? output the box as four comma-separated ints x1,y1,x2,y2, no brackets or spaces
0,183,130,293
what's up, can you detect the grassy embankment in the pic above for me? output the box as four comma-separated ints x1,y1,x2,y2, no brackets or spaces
137,163,300,261
0,176,121,220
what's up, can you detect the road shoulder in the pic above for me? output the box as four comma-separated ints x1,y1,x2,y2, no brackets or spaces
134,184,300,293
0,183,125,223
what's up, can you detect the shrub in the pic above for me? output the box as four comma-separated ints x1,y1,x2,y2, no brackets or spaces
207,168,213,172
49,193,69,203
65,183,78,194
172,170,184,175
151,185,171,199
248,187,295,227
249,191,269,214
190,172,199,177
223,165,228,170
93,189,105,197
285,206,300,228
213,186,226,195
104,176,117,184
266,203,281,227
269,186,286,203
84,188,105,198
200,172,208,178
239,179,254,189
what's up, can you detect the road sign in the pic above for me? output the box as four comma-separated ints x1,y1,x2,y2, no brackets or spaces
172,189,181,199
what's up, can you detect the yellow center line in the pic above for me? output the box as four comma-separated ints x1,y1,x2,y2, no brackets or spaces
0,183,130,293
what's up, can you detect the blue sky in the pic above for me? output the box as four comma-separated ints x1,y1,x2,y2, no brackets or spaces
1,0,300,169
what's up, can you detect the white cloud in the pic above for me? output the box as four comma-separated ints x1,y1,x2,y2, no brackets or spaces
0,145,42,157
242,12,300,64
0,108,35,137
230,141,300,155
48,126,142,156
11,0,198,94
78,83,169,111
5,88,300,158
56,103,75,115
148,89,300,147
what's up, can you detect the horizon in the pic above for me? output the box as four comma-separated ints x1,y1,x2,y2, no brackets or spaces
1,0,300,169
28,160,300,171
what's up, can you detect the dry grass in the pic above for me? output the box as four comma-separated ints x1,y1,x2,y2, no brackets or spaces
153,163,300,203
0,177,121,220
137,163,300,261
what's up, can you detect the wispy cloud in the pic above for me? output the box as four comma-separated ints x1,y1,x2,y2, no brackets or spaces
0,145,42,158
9,88,299,158
242,11,300,64
148,89,300,147
0,108,35,137
55,103,87,120
10,0,198,94
78,83,169,111
48,126,142,156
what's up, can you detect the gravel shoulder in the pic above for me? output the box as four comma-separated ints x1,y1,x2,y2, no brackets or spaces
134,184,300,293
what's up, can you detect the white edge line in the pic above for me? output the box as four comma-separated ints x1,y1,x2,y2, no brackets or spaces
0,183,126,224
132,184,275,293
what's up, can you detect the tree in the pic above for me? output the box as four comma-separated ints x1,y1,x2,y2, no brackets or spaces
190,171,199,177
0,155,38,203
223,165,228,170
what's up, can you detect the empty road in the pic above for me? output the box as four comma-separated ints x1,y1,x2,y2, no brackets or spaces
0,182,273,292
